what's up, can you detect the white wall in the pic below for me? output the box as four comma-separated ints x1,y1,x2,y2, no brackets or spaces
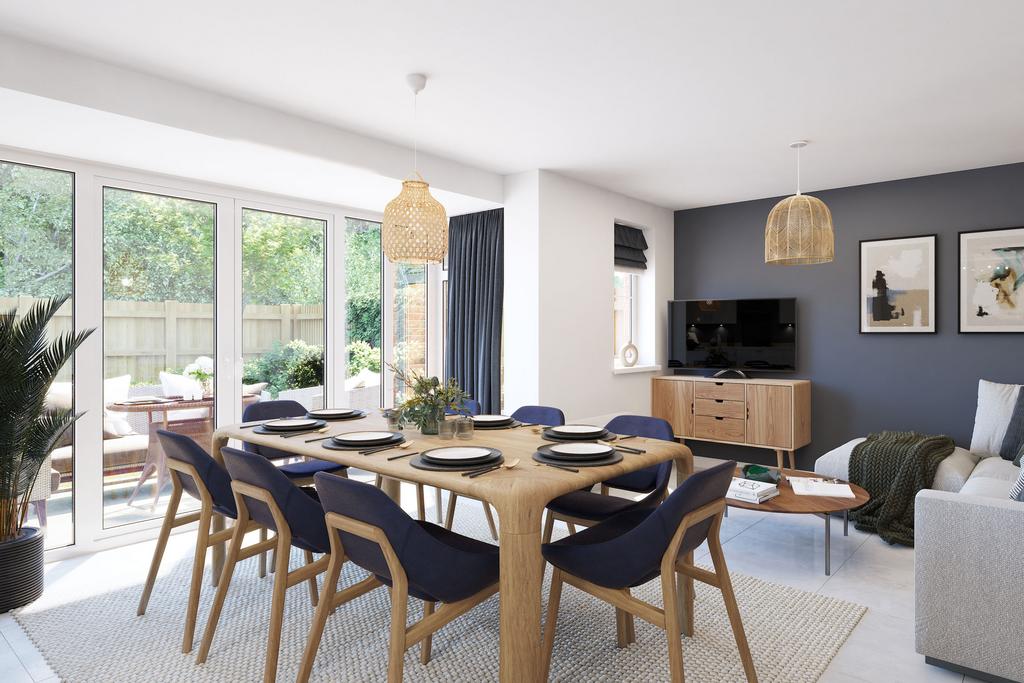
503,170,673,420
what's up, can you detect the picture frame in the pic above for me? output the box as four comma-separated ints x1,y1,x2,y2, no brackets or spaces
958,226,1024,333
859,234,936,334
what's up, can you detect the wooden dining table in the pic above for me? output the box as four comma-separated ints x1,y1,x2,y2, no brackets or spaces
210,414,694,683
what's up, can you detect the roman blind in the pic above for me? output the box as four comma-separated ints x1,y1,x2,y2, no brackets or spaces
614,223,648,270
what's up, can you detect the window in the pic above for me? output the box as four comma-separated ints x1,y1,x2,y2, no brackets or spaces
389,263,427,405
0,160,75,549
344,217,383,409
241,208,327,411
613,270,638,365
102,186,216,528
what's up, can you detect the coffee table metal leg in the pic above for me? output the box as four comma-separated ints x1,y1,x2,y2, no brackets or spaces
843,509,849,536
824,514,831,576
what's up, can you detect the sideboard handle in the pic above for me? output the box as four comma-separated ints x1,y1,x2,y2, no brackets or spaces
715,416,724,421
715,399,724,403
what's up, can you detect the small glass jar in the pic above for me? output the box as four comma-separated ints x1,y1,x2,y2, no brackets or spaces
455,416,475,440
437,416,456,440
383,408,403,431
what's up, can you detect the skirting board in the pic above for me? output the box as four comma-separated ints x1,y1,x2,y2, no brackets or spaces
925,656,1022,683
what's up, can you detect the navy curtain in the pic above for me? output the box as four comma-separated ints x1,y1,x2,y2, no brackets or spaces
445,208,503,414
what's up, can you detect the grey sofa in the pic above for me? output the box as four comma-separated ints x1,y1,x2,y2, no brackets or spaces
814,414,1024,682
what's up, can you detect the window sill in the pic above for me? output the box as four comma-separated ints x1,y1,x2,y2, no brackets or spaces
612,364,662,375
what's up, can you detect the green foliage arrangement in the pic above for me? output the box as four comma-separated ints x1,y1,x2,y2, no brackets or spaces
387,361,468,432
0,297,92,541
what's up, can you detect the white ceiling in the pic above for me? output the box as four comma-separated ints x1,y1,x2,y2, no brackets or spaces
1,0,1022,209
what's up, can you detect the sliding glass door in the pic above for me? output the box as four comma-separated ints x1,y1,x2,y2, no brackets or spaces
241,208,326,411
0,160,75,549
345,218,383,409
101,186,216,528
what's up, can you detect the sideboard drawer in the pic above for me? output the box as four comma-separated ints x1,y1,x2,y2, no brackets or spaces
694,398,746,419
694,415,745,442
693,382,746,402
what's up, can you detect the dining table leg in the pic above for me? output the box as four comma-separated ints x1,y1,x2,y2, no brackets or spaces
495,502,544,683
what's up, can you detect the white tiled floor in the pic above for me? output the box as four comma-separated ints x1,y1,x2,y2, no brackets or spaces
0,469,973,682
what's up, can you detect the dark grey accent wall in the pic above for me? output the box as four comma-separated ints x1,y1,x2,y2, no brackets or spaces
674,163,1024,468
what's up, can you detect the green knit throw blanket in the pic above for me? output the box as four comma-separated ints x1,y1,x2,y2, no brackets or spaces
848,431,954,547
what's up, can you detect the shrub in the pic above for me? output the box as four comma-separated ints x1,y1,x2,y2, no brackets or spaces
346,340,381,376
243,340,323,397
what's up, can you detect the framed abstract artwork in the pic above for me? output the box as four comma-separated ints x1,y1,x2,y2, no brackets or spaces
959,226,1024,333
859,234,936,333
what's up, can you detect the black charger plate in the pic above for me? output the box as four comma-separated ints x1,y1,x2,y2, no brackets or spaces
410,452,503,472
532,451,622,468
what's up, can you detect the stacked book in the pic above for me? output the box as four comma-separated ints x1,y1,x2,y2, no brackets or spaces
726,477,779,504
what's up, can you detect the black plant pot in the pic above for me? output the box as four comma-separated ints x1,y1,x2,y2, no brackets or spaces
0,527,44,612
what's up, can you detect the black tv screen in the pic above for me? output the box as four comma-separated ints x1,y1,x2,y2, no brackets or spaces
668,298,797,372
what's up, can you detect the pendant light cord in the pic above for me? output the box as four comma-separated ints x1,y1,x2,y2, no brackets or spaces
413,89,419,176
796,144,801,195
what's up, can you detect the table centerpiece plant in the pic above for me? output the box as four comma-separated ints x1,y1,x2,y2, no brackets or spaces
0,296,92,612
386,362,469,435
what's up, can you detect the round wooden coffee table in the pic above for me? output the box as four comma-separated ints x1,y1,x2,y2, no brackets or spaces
727,468,870,575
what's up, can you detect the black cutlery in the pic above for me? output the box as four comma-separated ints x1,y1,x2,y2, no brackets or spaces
466,464,502,478
539,462,579,473
238,419,271,429
386,451,420,461
359,442,407,455
280,428,328,439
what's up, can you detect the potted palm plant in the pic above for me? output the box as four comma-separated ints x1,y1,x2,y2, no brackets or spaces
0,297,91,612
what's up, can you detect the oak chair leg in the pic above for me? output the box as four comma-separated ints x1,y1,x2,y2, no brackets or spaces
416,484,426,521
297,552,343,683
182,504,212,653
444,493,458,530
541,568,564,683
678,550,695,637
542,510,555,545
709,536,757,682
600,484,610,496
387,585,409,683
615,608,629,648
434,488,443,523
420,601,435,664
263,539,291,683
258,527,267,578
481,502,498,540
304,550,319,606
137,484,181,616
662,568,686,683
624,587,636,644
197,516,246,664
566,522,577,535
374,473,382,488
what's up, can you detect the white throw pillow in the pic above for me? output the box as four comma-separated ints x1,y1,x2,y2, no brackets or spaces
104,374,134,434
159,371,208,421
970,379,1022,457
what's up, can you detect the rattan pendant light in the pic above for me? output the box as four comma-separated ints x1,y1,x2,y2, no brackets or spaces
765,141,834,265
382,73,448,264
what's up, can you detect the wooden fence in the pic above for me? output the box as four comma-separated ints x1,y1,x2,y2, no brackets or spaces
1,297,324,385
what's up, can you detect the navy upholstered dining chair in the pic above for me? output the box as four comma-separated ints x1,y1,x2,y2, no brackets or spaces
541,460,756,683
600,414,676,494
443,404,567,540
139,430,270,654
197,446,331,683
510,404,565,427
297,473,500,683
445,397,481,416
543,415,676,541
242,400,347,481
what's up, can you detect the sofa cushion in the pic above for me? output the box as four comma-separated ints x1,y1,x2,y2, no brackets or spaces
970,379,1021,457
814,438,976,493
969,456,1021,483
998,389,1024,461
960,475,1021,500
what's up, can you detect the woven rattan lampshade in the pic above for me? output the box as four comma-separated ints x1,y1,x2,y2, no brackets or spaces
382,177,448,264
765,140,834,265
764,194,834,265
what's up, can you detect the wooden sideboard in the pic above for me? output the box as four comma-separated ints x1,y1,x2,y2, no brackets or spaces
651,376,811,469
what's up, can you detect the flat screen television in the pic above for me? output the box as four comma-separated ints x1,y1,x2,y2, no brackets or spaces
668,298,797,373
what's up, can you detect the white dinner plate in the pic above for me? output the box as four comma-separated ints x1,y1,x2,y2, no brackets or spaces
421,446,493,461
550,424,604,435
333,431,397,442
310,408,357,417
472,414,511,423
263,418,319,430
548,443,614,456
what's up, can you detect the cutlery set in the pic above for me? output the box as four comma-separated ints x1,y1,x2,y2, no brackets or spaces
463,458,520,478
